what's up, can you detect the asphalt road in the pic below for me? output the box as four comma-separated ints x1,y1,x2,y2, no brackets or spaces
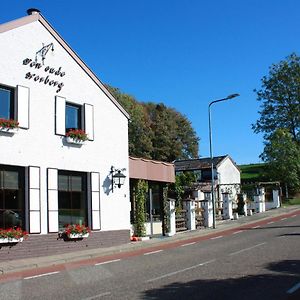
1,213,299,300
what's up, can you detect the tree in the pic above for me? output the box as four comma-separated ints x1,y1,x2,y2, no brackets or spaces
253,53,300,142
106,85,199,161
106,85,153,158
260,129,300,193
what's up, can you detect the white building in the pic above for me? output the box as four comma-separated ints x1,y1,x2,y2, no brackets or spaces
0,9,130,257
175,155,241,202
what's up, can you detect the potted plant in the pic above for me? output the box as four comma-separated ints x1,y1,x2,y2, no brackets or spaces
66,129,88,145
63,224,91,239
0,118,19,133
0,227,28,243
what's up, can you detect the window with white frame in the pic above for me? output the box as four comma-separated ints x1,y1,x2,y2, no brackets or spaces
0,84,30,129
55,96,94,140
0,85,15,120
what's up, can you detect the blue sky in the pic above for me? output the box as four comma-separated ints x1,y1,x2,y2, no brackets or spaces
2,1,300,164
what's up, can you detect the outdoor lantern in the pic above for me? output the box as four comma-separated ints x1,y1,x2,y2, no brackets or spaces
111,166,126,192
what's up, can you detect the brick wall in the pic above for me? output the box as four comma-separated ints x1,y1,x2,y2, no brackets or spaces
0,230,130,262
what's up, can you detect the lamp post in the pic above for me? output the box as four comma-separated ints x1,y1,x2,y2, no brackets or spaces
208,93,240,229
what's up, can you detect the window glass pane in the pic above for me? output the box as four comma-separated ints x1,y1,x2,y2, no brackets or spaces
5,190,22,210
0,87,11,119
58,191,71,209
58,175,69,191
66,104,80,132
72,192,85,209
3,171,19,189
58,172,87,230
0,167,24,229
71,176,82,192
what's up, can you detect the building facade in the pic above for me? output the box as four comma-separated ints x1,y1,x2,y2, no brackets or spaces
0,10,130,258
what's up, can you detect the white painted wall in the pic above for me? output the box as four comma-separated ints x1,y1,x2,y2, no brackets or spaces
0,21,130,233
217,157,240,185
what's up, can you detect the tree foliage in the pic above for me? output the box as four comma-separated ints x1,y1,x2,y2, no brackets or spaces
260,129,300,192
133,180,148,237
107,85,199,162
253,53,300,142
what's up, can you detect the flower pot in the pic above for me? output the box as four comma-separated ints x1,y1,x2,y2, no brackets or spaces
66,136,85,145
0,237,24,243
0,127,19,134
68,233,89,239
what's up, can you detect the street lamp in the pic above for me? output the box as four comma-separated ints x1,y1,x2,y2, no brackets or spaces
208,93,240,229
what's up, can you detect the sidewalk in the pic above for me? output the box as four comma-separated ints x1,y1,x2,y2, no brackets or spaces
1,205,299,276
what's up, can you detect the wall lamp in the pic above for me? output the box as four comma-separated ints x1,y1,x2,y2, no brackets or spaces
111,166,126,192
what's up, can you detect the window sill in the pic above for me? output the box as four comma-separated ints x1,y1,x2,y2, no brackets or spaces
0,127,19,135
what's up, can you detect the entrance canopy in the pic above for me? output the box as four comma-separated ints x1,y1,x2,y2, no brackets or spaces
129,157,175,183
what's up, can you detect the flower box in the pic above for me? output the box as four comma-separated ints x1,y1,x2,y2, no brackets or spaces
0,119,19,134
0,127,19,134
68,233,89,239
61,224,91,240
0,237,24,243
66,136,85,145
65,129,88,145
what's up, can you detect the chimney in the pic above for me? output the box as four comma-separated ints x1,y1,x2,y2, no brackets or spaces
27,8,41,15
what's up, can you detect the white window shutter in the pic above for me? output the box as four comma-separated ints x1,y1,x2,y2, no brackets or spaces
47,168,59,233
17,85,30,129
91,172,100,230
84,103,94,140
55,96,66,135
29,166,41,233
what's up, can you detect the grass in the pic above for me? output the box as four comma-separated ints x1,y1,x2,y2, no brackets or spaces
282,198,300,206
239,163,269,183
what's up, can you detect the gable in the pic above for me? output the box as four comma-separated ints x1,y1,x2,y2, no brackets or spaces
0,12,130,120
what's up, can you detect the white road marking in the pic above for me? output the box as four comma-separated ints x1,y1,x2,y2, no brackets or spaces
24,271,60,280
252,225,260,229
287,282,300,294
233,230,243,235
82,292,111,299
229,242,266,256
281,217,287,221
181,242,196,247
146,259,216,283
95,259,121,266
210,235,223,240
267,221,274,224
144,250,163,256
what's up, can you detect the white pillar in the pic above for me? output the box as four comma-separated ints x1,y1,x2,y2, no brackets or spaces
222,193,233,220
254,187,265,213
203,193,213,228
242,194,248,216
186,200,196,230
272,190,280,208
167,199,176,236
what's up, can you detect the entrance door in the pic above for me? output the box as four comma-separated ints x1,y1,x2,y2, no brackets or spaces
146,184,163,236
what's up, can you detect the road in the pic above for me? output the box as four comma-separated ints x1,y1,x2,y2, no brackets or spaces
0,213,299,300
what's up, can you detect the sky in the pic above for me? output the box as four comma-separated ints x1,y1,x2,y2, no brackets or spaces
1,0,300,164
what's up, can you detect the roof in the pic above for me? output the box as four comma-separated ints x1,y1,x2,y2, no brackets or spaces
174,155,238,171
0,11,130,120
129,157,175,183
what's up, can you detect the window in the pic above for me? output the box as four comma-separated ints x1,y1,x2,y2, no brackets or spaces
0,85,14,120
66,103,82,133
0,165,25,229
56,97,94,140
58,171,87,230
